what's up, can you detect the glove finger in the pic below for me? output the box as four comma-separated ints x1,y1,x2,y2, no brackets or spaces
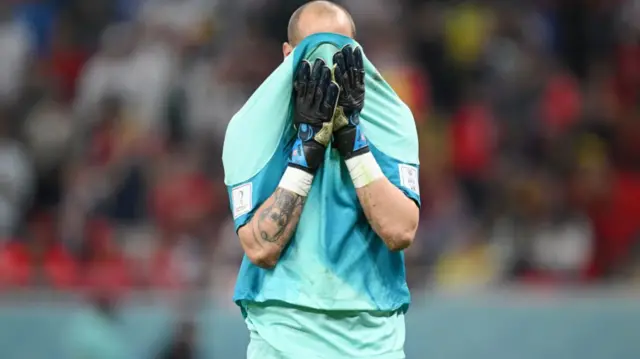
353,47,364,72
306,59,325,104
319,64,332,89
353,47,365,87
295,61,311,84
342,45,357,89
295,68,309,111
311,58,326,80
333,51,348,87
294,61,311,97
322,81,340,115
314,65,332,110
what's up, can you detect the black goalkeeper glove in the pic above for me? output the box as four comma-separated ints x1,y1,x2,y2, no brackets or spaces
331,45,368,159
290,58,340,174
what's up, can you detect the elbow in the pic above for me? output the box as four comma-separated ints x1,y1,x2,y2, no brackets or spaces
246,248,280,269
238,226,281,269
381,228,416,252
379,216,419,252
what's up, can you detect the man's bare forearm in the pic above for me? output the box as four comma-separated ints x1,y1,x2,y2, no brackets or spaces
356,178,419,251
253,188,304,245
239,188,305,268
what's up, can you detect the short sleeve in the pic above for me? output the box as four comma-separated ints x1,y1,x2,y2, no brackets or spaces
370,144,421,207
226,139,291,231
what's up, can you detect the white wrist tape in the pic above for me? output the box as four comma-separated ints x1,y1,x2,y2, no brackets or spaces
278,167,314,196
345,152,384,188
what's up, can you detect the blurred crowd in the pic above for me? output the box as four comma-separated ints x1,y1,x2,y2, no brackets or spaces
0,0,639,295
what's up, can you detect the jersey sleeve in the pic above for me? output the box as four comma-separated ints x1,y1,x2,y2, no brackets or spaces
226,140,290,231
369,144,421,207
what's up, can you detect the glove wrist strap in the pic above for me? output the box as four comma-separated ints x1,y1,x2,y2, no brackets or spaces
345,152,384,188
333,112,369,159
279,166,314,196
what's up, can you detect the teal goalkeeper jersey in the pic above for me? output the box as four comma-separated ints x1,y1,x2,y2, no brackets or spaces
244,302,406,359
223,33,420,313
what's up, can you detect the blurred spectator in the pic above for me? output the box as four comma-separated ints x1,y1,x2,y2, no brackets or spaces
74,23,176,132
0,211,76,289
73,23,138,125
147,151,215,288
450,90,496,217
182,55,247,143
443,1,493,74
364,25,431,125
587,170,640,279
47,14,90,102
490,170,593,284
0,108,34,238
78,218,133,289
140,0,213,44
13,0,58,56
540,68,582,138
77,95,148,223
0,2,33,104
23,89,74,209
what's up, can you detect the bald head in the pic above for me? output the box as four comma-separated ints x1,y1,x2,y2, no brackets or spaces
287,1,355,46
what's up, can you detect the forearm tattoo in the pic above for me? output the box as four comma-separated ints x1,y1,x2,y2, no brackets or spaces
252,188,305,246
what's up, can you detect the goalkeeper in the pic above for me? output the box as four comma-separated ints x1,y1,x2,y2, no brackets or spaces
223,2,420,358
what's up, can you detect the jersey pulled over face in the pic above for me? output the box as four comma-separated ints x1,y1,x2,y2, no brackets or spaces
224,34,420,314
